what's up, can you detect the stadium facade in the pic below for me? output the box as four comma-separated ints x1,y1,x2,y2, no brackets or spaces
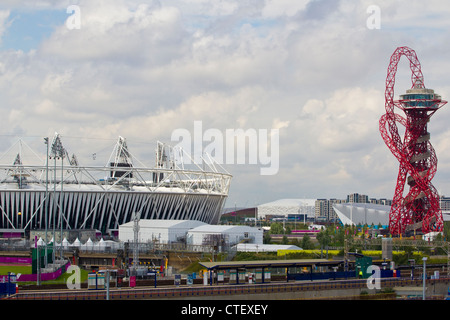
0,133,232,234
333,202,450,229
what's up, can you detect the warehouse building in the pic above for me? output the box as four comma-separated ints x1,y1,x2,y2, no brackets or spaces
118,219,206,244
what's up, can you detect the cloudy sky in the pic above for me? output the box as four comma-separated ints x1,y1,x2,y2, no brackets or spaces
1,0,450,208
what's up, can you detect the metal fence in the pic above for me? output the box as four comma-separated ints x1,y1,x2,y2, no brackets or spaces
0,238,225,255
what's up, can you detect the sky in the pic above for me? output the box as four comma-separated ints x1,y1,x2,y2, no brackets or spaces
1,0,450,209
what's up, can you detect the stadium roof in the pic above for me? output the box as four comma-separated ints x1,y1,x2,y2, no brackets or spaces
333,203,390,226
257,198,316,217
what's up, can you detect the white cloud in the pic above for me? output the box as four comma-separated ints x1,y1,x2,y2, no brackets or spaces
262,0,309,18
40,2,185,63
0,10,11,43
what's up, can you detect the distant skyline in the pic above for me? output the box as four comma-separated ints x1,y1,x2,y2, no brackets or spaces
1,1,450,208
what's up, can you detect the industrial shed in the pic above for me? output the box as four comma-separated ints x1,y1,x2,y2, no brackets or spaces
186,225,263,247
118,219,206,243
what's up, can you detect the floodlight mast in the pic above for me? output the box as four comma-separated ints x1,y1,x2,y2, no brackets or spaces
379,46,446,236
132,211,140,276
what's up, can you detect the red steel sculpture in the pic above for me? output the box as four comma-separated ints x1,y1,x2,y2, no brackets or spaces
379,46,446,236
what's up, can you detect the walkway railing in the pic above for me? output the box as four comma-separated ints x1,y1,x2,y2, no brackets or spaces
6,276,450,300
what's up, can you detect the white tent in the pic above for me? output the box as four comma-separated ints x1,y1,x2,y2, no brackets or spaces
71,238,81,247
98,238,106,248
102,239,120,250
118,219,207,243
85,238,94,250
37,237,45,246
62,238,69,249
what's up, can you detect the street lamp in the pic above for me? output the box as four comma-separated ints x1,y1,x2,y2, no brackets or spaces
422,256,428,300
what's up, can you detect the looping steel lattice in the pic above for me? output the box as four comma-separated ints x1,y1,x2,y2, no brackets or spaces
379,46,446,235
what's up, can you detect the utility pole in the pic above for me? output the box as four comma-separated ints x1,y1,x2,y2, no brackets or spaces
344,238,349,272
423,257,428,300
447,242,450,278
132,212,140,276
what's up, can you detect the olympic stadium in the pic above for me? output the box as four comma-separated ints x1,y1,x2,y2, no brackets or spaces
0,133,232,235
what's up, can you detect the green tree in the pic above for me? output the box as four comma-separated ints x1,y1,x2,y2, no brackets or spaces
300,234,315,249
444,221,450,240
331,225,345,247
263,232,272,244
269,222,284,234
317,228,332,258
